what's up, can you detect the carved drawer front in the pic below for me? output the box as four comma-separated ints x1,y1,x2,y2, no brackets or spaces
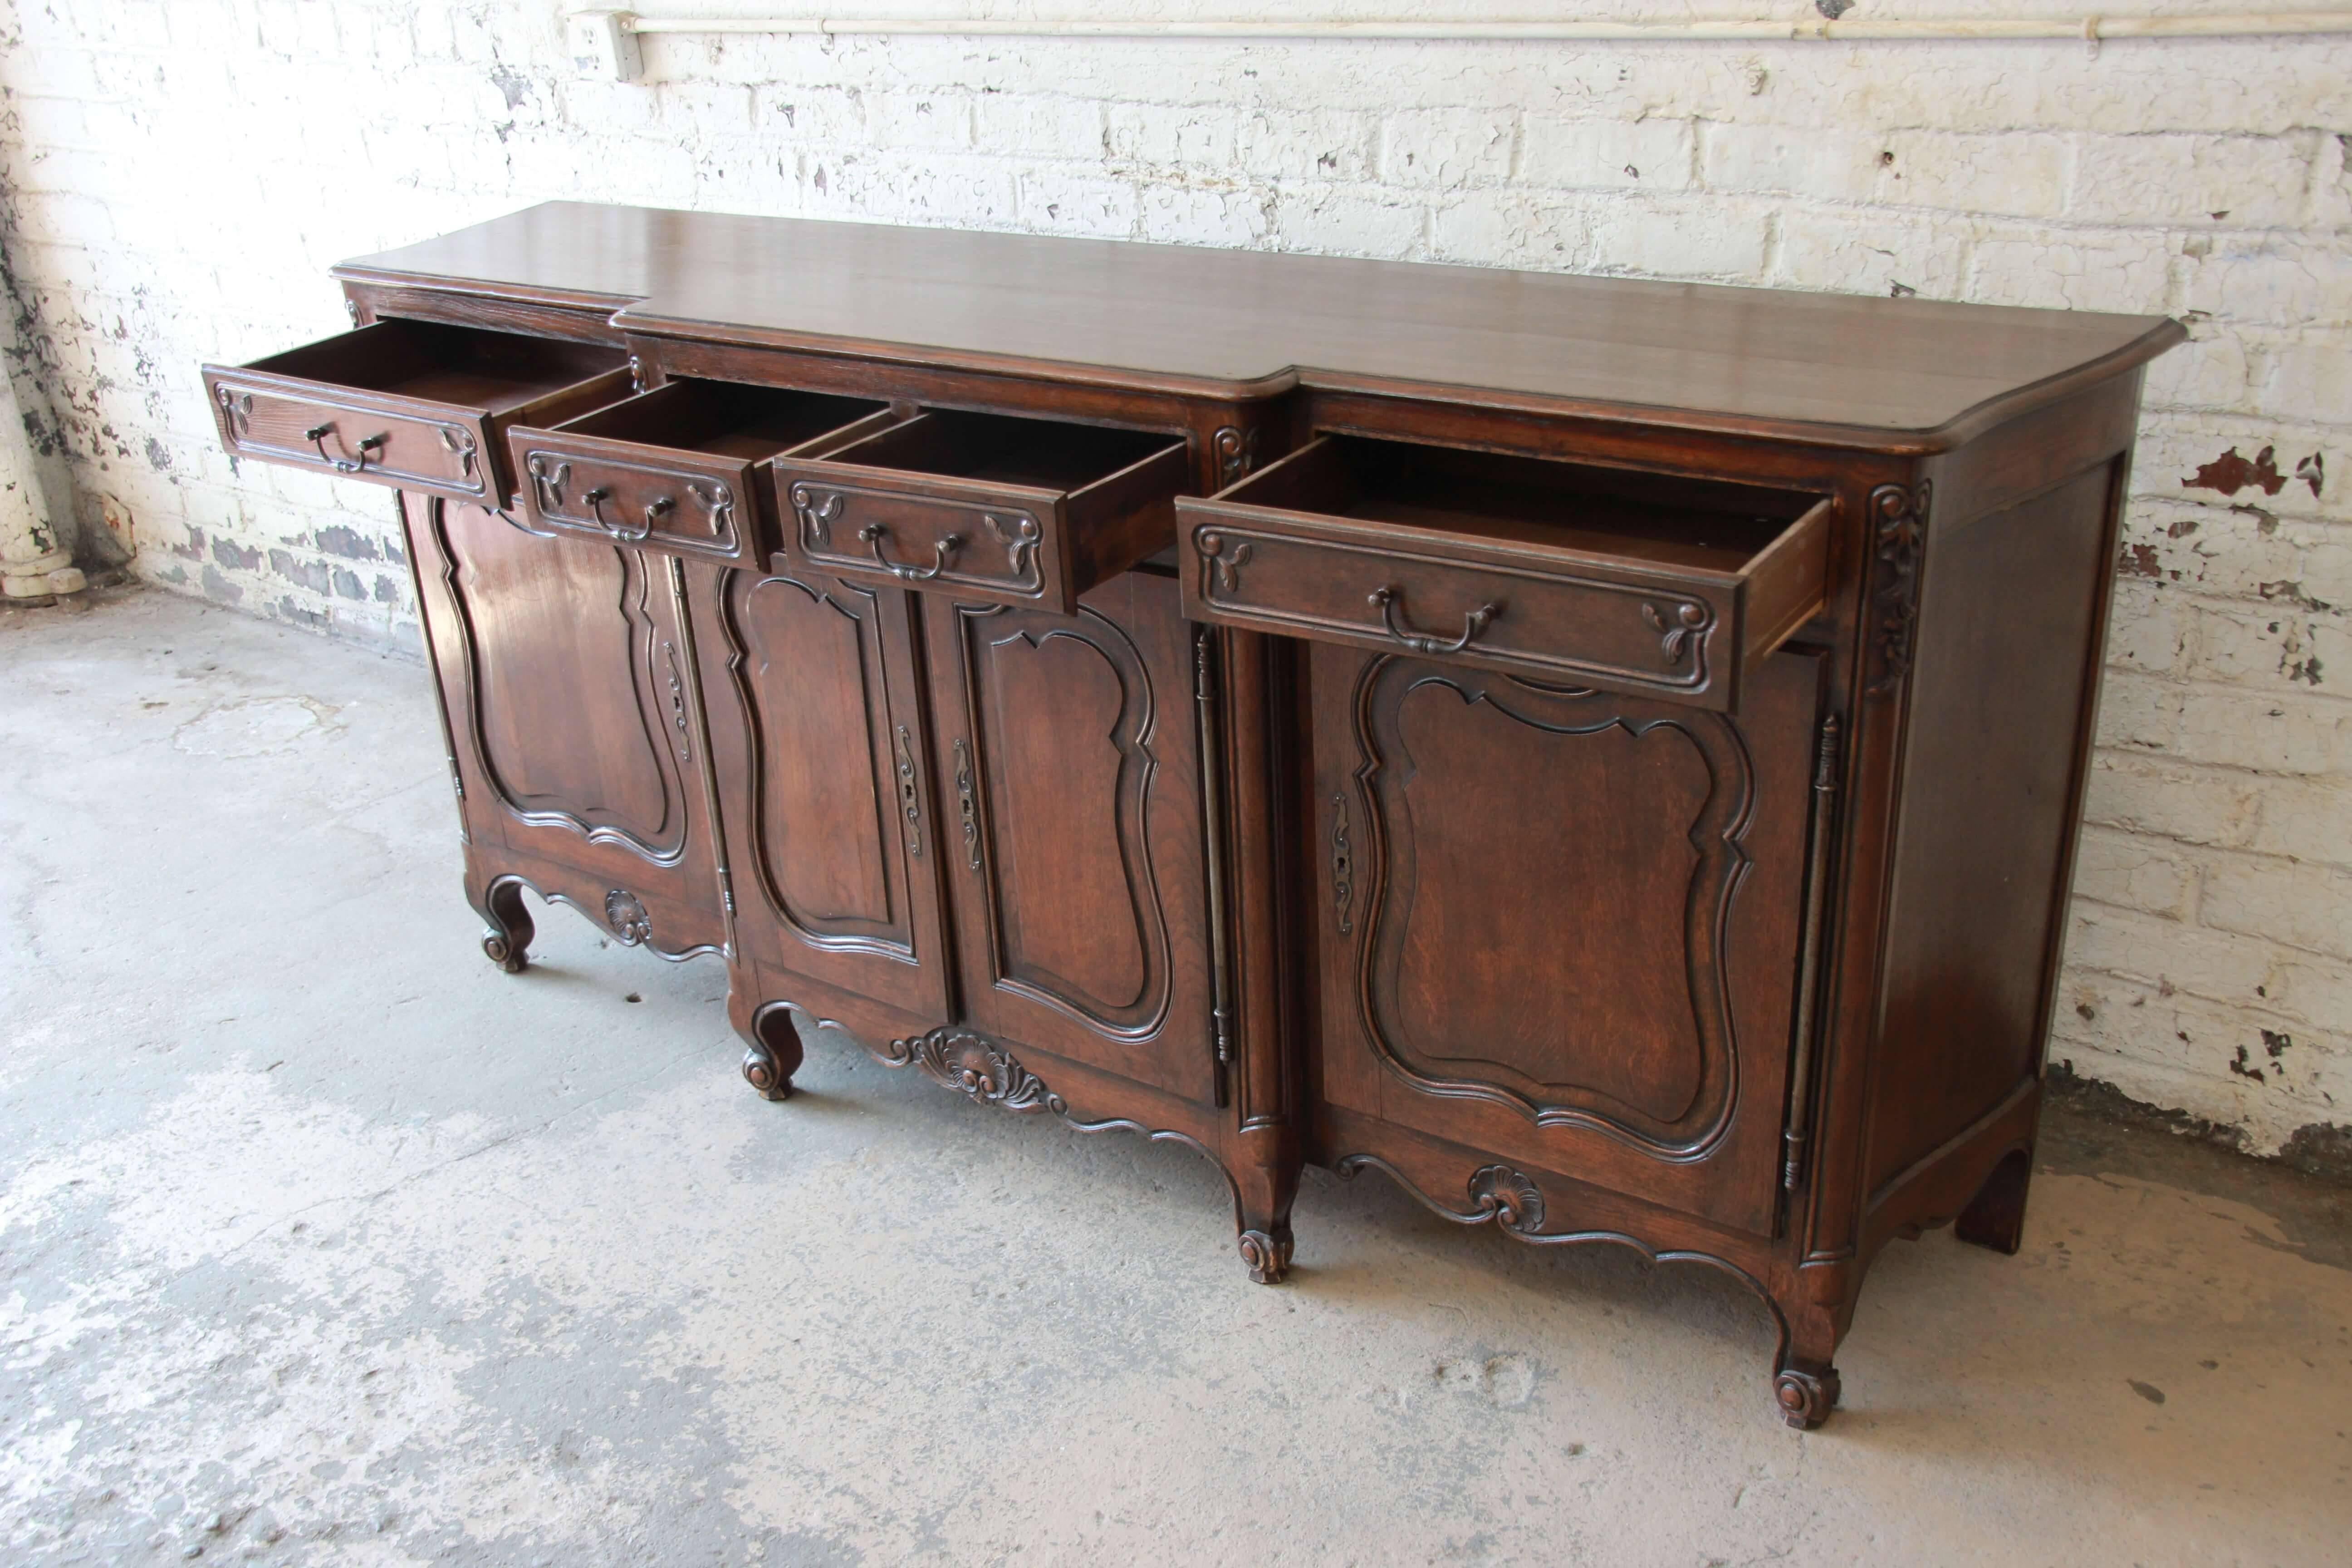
509,379,898,564
201,320,631,507
1179,436,1831,712
772,408,1189,613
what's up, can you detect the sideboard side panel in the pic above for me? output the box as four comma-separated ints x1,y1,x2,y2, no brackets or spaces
1865,419,2133,1201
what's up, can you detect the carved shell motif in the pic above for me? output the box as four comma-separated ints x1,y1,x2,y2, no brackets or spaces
604,888,652,946
1467,1164,1546,1233
887,1028,1068,1116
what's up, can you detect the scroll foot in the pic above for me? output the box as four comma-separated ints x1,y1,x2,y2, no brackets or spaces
1773,1362,1842,1430
480,878,534,975
1237,1225,1294,1285
739,1004,805,1103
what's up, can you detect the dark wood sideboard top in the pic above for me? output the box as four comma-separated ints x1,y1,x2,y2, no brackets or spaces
333,200,2183,450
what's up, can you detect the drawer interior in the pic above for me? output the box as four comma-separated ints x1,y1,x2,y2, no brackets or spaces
1234,436,1823,572
551,379,890,460
823,408,1177,493
248,319,627,412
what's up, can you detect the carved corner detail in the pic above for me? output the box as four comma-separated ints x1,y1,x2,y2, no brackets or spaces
790,483,844,547
527,454,570,512
1867,480,1931,695
1213,425,1259,486
885,1028,1068,1116
439,424,479,482
687,479,735,538
982,511,1042,579
1640,599,1710,665
1196,529,1253,595
216,385,254,440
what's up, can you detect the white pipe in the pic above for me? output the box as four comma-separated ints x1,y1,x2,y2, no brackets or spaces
619,11,2352,43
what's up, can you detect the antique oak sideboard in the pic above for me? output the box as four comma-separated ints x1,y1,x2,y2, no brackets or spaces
203,202,2181,1426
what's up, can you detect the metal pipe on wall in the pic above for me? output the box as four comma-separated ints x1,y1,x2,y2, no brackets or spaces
0,304,82,603
612,10,2352,43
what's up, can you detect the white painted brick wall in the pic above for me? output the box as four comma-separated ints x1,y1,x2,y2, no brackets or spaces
0,1,2345,1157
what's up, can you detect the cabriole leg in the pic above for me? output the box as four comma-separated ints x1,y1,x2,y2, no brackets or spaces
737,1001,805,1103
1233,1161,1298,1285
480,877,534,974
1772,1307,1844,1430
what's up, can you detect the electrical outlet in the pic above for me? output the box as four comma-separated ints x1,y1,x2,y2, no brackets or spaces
568,10,644,82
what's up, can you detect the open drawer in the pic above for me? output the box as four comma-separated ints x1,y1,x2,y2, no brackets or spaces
1178,436,1831,711
771,408,1189,612
201,320,631,507
508,380,898,563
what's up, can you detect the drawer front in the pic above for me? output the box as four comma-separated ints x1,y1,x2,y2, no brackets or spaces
207,373,490,500
1181,510,1743,707
516,442,752,562
779,470,1065,610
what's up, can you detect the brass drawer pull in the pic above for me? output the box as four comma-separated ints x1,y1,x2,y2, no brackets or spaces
581,487,671,543
305,422,385,474
634,495,674,542
1368,585,1499,657
858,521,962,583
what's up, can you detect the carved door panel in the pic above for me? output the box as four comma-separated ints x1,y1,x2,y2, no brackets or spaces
921,570,1217,1102
404,492,726,959
1310,644,1827,1237
702,561,951,1024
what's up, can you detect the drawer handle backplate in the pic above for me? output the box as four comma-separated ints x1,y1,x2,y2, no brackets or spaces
305,422,385,475
859,521,963,583
1369,585,1500,657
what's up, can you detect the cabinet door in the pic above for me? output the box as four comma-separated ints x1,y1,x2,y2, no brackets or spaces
921,571,1218,1102
1310,644,1825,1237
407,493,727,958
702,561,952,1024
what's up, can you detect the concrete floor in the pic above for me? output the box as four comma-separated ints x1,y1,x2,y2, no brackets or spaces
3,587,2347,1567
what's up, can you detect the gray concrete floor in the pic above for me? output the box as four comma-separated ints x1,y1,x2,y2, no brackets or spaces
3,587,2348,1567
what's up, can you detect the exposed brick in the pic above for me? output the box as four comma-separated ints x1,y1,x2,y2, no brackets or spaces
1521,116,1693,195
1378,108,1515,191
2069,826,2199,921
2203,854,2352,961
2064,904,2283,1006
